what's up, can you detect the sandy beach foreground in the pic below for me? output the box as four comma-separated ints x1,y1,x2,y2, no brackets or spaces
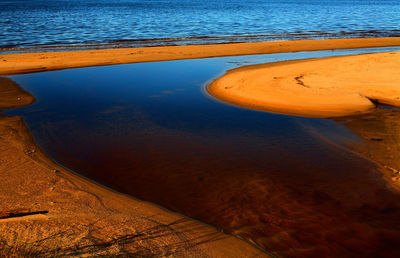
208,51,400,118
0,77,266,256
1,37,400,75
2,38,400,256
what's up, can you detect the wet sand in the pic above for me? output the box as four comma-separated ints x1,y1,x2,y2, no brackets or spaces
2,38,400,256
0,77,267,256
334,108,400,187
208,51,400,118
0,37,400,75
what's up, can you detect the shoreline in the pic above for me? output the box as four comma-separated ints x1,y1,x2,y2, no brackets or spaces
207,51,400,118
0,37,400,75
0,78,267,256
2,37,400,255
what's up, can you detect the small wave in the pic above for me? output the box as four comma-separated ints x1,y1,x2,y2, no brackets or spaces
2,30,400,54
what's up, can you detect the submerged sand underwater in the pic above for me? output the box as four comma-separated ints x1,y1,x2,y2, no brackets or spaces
1,38,400,256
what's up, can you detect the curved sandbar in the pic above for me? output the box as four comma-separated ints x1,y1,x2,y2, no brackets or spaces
208,51,400,118
1,37,400,75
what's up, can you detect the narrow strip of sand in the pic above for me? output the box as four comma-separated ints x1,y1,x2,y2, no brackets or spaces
1,37,400,75
208,51,400,118
0,77,267,256
2,38,400,255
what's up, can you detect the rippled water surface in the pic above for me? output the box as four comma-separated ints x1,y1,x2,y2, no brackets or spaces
2,0,400,51
6,47,400,256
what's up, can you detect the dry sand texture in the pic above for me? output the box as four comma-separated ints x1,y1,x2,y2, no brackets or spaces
0,77,267,256
1,38,400,256
208,51,400,118
1,37,400,75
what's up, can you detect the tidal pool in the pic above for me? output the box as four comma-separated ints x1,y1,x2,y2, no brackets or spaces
6,47,400,256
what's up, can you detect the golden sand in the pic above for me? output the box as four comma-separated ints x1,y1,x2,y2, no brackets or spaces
1,37,400,75
2,38,400,255
208,51,400,118
0,77,267,256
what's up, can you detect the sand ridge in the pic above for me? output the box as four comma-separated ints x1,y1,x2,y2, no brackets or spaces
2,38,400,256
1,37,400,75
208,51,400,118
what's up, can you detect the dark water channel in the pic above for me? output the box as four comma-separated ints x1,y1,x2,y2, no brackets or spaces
6,48,400,256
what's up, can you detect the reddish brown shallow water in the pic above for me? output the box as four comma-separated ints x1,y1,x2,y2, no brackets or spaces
6,50,400,257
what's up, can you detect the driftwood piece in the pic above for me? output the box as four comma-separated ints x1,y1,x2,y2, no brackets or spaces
0,209,48,219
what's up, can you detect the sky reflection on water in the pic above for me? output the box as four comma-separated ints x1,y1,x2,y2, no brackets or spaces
5,48,400,256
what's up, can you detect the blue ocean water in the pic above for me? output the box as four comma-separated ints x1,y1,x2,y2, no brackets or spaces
1,0,400,51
